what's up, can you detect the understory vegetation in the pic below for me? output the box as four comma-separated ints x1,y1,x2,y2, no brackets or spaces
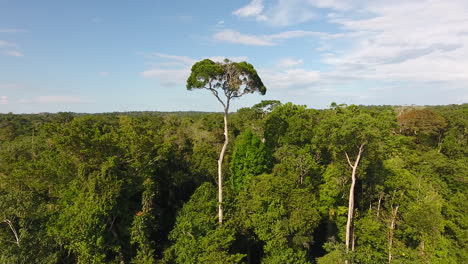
0,102,466,263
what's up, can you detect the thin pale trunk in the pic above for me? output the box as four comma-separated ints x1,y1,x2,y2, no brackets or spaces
437,131,443,153
218,107,229,224
345,144,365,263
388,205,399,263
377,194,383,217
345,166,357,251
420,241,425,257
2,219,20,246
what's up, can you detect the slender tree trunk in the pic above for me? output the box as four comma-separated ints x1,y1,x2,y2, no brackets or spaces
437,131,443,153
2,219,20,246
218,107,229,224
345,144,365,263
388,205,399,263
377,194,383,217
345,170,356,251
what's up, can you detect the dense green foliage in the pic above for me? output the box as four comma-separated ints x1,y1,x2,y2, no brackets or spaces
0,103,466,263
186,59,266,96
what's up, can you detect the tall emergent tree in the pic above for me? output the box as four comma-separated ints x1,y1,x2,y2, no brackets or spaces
186,59,266,224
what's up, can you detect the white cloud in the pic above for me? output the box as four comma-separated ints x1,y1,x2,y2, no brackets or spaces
141,68,190,86
20,96,90,104
213,29,328,46
213,29,274,46
233,0,264,17
140,53,251,86
4,50,23,57
0,40,24,57
307,0,352,10
260,68,320,89
0,83,24,90
141,52,197,65
99,71,109,77
0,96,8,105
232,0,353,26
264,0,317,26
0,40,16,47
277,58,304,68
321,0,468,84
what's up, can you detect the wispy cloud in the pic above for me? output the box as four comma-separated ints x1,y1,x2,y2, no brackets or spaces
0,40,24,57
232,0,352,26
321,0,468,84
277,58,304,68
140,52,197,65
213,29,274,46
233,0,265,18
260,68,320,89
213,29,330,46
140,53,250,86
232,0,266,20
231,0,468,100
20,96,90,104
262,0,316,26
0,83,25,90
0,40,16,47
233,0,317,25
0,96,8,105
142,68,189,86
4,50,23,57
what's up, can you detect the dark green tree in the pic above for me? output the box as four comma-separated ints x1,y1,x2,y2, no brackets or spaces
165,183,244,264
229,129,269,192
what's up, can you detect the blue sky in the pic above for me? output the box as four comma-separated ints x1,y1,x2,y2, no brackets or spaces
1,0,467,113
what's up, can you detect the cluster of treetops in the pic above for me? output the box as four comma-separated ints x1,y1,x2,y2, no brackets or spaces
0,101,466,264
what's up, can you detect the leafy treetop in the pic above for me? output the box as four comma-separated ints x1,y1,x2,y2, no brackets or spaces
186,59,266,107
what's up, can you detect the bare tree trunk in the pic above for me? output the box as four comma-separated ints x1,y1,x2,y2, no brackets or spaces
437,131,443,153
388,205,399,263
2,219,20,246
218,107,229,225
345,172,356,251
377,194,383,217
345,144,365,263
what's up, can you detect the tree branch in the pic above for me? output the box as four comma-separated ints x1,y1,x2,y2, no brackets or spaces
345,151,353,168
358,143,365,155
231,90,248,98
206,86,226,108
